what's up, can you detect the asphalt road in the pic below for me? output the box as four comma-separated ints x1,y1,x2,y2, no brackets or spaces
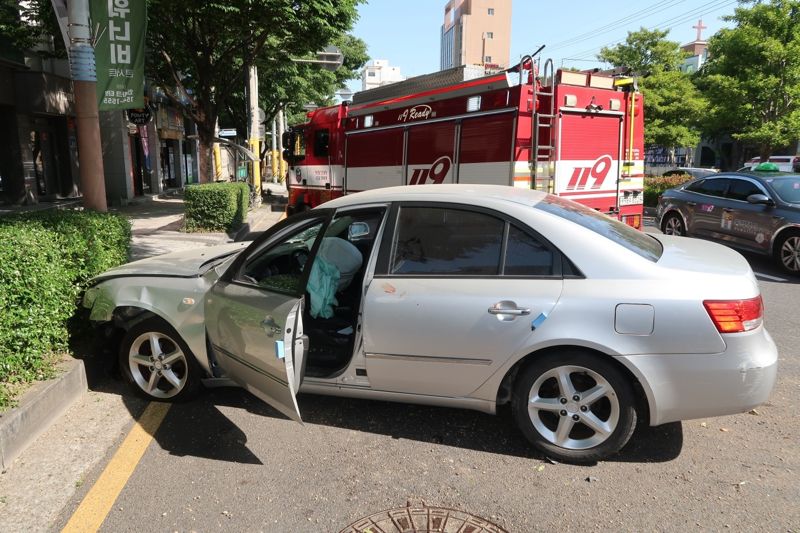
52,254,800,532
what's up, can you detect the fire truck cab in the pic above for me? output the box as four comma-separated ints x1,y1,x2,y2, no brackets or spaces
283,54,644,227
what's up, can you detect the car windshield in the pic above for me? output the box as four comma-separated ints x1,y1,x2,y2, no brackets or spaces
534,195,663,262
764,176,800,204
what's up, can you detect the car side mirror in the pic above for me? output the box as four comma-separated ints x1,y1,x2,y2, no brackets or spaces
746,193,774,206
347,222,370,241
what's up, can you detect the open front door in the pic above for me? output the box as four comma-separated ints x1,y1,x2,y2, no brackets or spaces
206,287,306,421
205,215,326,421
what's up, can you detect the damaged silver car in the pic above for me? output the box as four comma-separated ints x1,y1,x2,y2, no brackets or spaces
84,185,777,463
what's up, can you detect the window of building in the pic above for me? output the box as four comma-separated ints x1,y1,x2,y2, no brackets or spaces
486,31,494,39
484,56,492,63
367,71,376,77
488,8,495,15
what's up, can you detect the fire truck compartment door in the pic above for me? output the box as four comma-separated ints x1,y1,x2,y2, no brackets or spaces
555,113,622,211
405,122,457,185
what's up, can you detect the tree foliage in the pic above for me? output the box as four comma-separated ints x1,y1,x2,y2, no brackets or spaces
0,0,63,57
599,28,705,155
220,32,368,135
146,0,363,182
698,0,800,160
599,28,688,74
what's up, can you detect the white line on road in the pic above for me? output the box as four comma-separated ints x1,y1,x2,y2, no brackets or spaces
754,272,788,282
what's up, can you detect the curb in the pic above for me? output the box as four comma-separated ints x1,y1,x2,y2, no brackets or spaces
0,359,87,470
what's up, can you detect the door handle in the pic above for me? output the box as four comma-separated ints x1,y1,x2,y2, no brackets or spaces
722,208,733,213
488,301,531,317
488,308,531,316
686,201,697,207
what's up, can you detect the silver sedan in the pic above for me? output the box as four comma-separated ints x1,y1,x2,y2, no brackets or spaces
83,185,777,463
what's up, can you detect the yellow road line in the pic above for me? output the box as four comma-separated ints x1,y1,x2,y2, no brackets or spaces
62,402,171,533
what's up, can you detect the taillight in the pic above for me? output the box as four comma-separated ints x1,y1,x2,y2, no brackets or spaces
703,296,763,333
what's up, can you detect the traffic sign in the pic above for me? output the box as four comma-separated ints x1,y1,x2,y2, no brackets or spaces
218,128,237,137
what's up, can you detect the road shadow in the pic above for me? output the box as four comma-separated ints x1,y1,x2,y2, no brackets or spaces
199,388,684,465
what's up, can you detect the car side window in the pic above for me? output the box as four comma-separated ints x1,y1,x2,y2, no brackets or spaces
727,179,765,201
391,207,503,275
504,225,554,276
238,219,325,294
689,178,729,197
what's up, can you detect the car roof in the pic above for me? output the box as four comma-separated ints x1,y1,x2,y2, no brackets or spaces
322,184,549,209
719,171,800,180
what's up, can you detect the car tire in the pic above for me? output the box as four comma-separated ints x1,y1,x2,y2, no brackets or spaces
512,351,637,464
661,212,686,236
118,317,202,402
774,230,800,275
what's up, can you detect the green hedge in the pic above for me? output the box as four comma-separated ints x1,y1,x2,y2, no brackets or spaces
0,210,131,409
184,182,250,232
643,174,692,207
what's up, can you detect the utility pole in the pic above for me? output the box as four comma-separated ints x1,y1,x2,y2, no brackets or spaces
67,0,107,211
270,118,278,182
246,64,261,205
277,108,286,181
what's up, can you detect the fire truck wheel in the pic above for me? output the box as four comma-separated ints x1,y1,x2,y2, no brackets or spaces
661,213,686,236
512,351,637,464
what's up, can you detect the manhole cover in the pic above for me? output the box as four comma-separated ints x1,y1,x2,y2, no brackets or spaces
340,504,507,533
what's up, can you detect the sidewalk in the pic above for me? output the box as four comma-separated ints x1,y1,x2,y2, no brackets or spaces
0,187,288,531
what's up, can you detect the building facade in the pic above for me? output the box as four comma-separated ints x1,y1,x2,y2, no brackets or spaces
440,0,512,71
0,33,199,207
361,59,405,91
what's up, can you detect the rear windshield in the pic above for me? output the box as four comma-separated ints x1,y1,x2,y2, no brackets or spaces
764,176,800,204
534,195,663,262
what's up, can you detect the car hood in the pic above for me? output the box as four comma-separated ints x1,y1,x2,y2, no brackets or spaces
93,242,249,281
653,234,755,279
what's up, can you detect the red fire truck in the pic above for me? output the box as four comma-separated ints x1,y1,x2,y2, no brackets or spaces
282,54,645,228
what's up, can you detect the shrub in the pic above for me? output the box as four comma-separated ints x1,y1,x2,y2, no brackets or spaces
0,210,131,409
184,182,250,232
643,174,691,207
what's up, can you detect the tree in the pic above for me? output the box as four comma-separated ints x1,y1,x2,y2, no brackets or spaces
0,0,63,57
219,33,369,136
599,28,706,163
699,0,800,161
146,0,362,182
599,28,688,74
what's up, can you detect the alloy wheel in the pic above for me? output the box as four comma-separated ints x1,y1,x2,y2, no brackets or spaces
127,331,189,399
780,235,800,273
663,214,684,236
527,365,620,450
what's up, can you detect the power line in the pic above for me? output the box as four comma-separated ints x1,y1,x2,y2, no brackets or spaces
566,0,737,62
547,0,689,53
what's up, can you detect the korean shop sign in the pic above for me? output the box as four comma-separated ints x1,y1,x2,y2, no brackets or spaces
90,0,146,110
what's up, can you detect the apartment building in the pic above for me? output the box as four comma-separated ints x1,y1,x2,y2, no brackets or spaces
440,0,512,70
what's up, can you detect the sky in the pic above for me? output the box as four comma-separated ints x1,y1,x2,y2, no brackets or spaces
346,0,739,92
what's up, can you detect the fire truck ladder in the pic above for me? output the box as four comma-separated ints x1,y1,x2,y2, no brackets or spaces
530,58,555,192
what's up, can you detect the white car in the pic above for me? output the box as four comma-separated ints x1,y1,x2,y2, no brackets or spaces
83,185,777,463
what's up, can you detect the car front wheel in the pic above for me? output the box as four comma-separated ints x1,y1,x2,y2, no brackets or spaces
661,212,686,236
775,230,800,275
118,317,201,401
512,351,637,464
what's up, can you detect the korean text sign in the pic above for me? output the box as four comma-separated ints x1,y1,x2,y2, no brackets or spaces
90,0,146,110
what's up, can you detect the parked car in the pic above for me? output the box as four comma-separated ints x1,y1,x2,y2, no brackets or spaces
741,155,800,172
661,167,719,179
83,185,777,463
656,169,800,274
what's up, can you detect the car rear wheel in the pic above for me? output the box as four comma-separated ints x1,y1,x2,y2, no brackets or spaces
512,351,637,463
661,213,686,236
118,317,201,402
775,230,800,275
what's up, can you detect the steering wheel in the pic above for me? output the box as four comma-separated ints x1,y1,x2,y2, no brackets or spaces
290,249,309,274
